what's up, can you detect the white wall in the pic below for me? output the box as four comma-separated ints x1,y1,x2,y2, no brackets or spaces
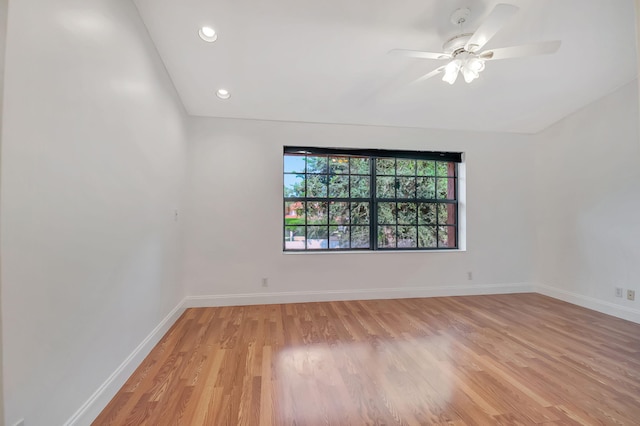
182,117,535,303
533,80,640,322
0,0,188,424
637,0,640,85
0,0,7,423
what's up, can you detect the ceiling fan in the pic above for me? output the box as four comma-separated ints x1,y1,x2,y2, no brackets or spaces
390,3,561,85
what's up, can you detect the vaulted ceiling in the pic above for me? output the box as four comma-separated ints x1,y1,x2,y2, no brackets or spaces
133,0,637,134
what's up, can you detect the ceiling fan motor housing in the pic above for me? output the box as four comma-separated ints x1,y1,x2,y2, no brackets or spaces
443,33,475,55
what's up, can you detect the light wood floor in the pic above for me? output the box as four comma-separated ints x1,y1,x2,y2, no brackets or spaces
93,293,640,425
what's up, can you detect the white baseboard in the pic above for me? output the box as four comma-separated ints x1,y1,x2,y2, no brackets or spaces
64,301,186,426
535,283,640,324
183,283,533,308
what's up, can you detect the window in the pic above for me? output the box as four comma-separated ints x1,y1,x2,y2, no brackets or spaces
284,147,463,251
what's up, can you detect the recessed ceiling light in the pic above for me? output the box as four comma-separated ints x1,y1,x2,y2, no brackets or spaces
198,26,217,43
216,89,230,100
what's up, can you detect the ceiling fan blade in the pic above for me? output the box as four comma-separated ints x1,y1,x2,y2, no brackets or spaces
410,66,446,85
480,40,561,60
389,49,451,60
465,3,519,52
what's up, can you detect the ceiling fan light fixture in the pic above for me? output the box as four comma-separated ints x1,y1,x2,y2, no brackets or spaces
442,59,461,85
461,66,480,83
467,57,485,73
390,4,561,87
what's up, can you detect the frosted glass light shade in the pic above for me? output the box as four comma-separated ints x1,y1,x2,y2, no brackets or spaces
442,60,462,85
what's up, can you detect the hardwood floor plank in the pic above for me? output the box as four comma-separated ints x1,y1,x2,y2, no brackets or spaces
93,294,640,425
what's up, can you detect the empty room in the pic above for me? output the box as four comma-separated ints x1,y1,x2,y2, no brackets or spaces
2,0,640,425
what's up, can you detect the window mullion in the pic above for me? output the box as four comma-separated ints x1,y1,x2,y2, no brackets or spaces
415,162,419,248
370,158,377,250
304,157,308,250
435,179,440,248
324,173,328,249
394,158,398,249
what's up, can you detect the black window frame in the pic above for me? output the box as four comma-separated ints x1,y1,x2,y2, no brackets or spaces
283,146,462,252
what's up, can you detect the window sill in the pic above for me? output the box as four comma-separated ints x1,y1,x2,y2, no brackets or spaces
282,248,466,255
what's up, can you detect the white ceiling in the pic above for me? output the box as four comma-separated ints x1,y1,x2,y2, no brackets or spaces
133,0,638,134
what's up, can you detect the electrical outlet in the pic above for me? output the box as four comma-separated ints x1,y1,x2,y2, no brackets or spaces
467,272,473,281
627,290,635,301
616,287,623,298
13,419,25,426
262,278,268,288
